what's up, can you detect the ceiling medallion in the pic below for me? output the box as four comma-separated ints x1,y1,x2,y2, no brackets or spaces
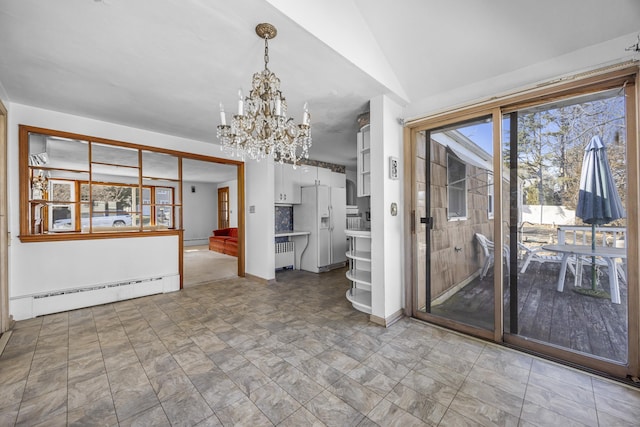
217,23,311,166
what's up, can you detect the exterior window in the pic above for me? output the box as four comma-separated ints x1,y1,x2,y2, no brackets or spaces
142,187,175,228
49,183,174,231
447,154,467,219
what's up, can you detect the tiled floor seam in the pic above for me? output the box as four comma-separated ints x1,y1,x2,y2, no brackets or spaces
14,320,48,427
435,344,479,427
518,357,534,424
65,321,71,427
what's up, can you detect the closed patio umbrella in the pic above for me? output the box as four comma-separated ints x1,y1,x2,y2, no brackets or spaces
575,135,625,296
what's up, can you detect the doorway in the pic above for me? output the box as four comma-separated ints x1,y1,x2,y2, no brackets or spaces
505,89,629,366
182,159,239,286
408,67,639,378
413,115,498,339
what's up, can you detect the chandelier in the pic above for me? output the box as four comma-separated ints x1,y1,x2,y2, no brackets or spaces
217,23,312,166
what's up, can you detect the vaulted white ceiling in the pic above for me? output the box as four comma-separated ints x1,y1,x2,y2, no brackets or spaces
1,0,639,170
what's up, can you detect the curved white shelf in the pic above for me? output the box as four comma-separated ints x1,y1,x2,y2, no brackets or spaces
346,270,371,288
345,229,371,238
346,250,371,262
345,228,372,314
345,289,371,314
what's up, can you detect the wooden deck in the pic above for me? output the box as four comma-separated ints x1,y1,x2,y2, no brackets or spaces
430,260,628,363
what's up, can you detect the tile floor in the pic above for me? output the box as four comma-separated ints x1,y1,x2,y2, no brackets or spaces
0,268,639,426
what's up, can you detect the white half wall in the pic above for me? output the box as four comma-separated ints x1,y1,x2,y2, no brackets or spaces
370,94,404,322
9,236,180,320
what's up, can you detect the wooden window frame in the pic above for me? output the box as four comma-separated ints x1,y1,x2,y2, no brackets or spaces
18,125,243,243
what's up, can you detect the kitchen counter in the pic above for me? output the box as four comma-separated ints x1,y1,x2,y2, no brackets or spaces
275,230,311,238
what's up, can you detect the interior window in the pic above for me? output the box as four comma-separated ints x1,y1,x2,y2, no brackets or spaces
20,126,183,239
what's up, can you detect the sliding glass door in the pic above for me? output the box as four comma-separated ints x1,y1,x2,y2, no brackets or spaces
414,115,501,338
409,67,638,378
506,89,629,365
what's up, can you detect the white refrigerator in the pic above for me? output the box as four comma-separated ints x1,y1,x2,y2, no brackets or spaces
294,185,346,273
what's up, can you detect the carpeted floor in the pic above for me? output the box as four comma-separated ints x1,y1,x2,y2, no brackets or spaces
183,245,238,287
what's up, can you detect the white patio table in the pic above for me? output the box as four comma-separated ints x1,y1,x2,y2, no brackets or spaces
541,244,626,304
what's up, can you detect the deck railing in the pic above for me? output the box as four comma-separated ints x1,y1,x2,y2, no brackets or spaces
557,225,626,248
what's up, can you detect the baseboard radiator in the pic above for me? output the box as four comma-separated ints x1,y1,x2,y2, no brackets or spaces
11,274,180,320
275,241,295,269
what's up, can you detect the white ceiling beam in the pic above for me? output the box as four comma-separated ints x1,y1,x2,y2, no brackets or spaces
265,0,410,104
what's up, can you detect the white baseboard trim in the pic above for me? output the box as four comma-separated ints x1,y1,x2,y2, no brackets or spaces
370,308,405,327
10,274,180,320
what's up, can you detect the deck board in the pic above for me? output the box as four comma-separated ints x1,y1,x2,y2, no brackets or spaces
430,259,628,362
549,289,571,349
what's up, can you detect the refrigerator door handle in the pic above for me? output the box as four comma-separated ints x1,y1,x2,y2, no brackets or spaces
328,205,333,231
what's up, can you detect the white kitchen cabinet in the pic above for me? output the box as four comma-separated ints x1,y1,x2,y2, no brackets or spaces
357,124,371,197
274,163,301,204
331,171,345,188
297,165,317,187
316,167,332,185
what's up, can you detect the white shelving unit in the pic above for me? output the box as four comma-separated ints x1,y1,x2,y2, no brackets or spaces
356,124,370,197
345,229,371,314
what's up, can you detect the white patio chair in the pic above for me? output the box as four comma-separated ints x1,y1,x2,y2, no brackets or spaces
475,233,510,279
518,242,576,275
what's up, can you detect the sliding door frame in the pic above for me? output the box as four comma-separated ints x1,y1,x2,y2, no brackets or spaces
405,64,639,378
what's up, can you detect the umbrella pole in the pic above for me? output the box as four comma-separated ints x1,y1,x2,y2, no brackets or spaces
591,223,597,291
574,222,609,299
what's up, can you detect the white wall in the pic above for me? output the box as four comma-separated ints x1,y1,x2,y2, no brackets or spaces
404,32,640,122
5,103,273,318
245,160,275,281
182,179,238,246
370,94,404,321
182,181,218,246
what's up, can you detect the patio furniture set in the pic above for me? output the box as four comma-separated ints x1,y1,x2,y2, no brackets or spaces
475,225,626,304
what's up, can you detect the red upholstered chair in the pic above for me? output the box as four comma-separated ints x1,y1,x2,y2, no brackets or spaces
209,228,238,257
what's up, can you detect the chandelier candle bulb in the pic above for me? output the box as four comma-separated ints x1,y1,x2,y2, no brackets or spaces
237,89,244,115
275,98,282,116
303,102,310,125
219,102,226,126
